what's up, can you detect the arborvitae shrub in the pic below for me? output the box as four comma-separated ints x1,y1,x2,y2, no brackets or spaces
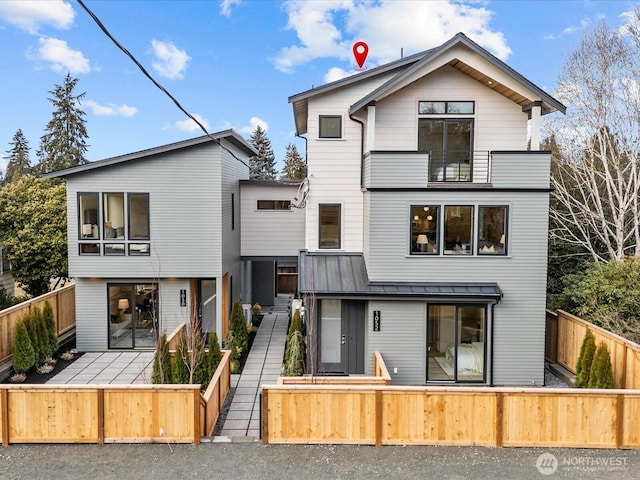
172,336,190,384
208,331,223,378
152,331,172,384
43,301,58,358
12,320,36,374
284,330,305,376
588,342,614,389
230,300,248,352
575,329,596,387
288,309,302,337
33,307,48,364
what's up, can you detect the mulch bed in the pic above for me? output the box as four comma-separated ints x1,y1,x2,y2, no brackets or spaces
2,345,83,385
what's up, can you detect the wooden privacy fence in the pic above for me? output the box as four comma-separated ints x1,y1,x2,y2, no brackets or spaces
546,310,640,389
0,284,76,364
261,384,640,448
0,348,230,446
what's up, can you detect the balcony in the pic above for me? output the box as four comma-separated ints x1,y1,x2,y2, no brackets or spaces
363,150,491,189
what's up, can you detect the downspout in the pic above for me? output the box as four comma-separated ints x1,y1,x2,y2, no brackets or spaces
348,110,365,189
295,133,308,171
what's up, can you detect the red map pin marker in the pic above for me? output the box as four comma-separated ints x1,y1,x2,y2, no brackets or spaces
353,41,368,68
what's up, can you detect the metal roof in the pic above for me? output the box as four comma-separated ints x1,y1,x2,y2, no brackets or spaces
44,129,256,179
298,251,503,301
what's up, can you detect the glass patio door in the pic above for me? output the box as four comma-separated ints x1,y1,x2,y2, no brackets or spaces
108,283,157,349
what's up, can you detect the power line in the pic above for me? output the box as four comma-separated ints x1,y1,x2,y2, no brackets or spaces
75,0,250,168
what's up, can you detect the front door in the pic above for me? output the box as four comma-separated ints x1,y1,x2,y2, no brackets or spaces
108,283,157,349
318,299,365,374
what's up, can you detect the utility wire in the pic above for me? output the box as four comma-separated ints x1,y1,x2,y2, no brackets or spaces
76,0,250,168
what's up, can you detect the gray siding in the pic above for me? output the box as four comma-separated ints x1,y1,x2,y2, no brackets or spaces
75,277,191,351
366,300,426,384
363,152,429,189
491,152,551,188
67,142,236,279
364,190,549,385
240,183,305,257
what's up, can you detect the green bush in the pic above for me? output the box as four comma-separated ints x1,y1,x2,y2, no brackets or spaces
230,300,248,353
32,306,48,364
575,329,596,388
288,309,303,337
284,330,305,376
207,332,222,379
152,331,172,384
12,319,36,374
171,336,190,384
588,342,614,389
43,301,58,358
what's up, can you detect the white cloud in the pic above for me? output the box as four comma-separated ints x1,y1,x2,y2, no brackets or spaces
0,0,74,35
0,156,7,177
545,18,591,40
84,100,137,117
26,37,90,74
240,116,269,134
220,0,242,17
150,39,191,80
324,66,354,83
174,113,210,133
272,0,511,74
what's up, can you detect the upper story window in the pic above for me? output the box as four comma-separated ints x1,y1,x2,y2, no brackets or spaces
418,101,474,182
319,203,341,249
78,192,150,256
419,101,474,115
0,245,10,274
319,115,342,139
411,205,440,254
257,200,291,210
410,204,507,256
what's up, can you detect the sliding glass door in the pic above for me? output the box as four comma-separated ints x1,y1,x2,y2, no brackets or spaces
108,283,157,349
427,304,486,382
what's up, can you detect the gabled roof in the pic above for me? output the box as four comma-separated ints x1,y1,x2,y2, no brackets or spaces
298,251,503,301
289,32,565,136
45,129,256,178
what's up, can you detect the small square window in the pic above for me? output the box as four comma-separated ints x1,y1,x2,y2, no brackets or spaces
129,244,150,256
319,116,342,138
79,243,100,255
104,244,125,256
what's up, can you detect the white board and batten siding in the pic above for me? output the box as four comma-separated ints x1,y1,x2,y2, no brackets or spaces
240,183,305,257
364,188,550,385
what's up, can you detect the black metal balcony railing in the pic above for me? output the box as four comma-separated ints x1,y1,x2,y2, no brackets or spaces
428,150,490,182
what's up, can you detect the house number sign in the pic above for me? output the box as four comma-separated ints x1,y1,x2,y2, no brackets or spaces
180,289,187,307
373,310,381,331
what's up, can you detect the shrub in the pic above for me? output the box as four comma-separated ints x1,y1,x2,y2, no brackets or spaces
575,329,596,388
288,309,303,337
43,301,58,358
207,331,222,378
152,331,172,384
12,320,36,374
284,330,305,376
588,342,614,389
230,300,248,352
33,306,48,364
171,336,190,384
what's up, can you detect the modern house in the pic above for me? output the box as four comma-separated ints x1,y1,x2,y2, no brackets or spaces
46,131,256,351
290,33,565,385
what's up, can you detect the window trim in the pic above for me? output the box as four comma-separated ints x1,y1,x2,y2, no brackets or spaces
77,192,100,240
127,193,150,241
257,200,292,210
477,205,509,256
318,115,343,139
418,100,475,115
443,205,474,256
410,205,440,255
318,203,342,250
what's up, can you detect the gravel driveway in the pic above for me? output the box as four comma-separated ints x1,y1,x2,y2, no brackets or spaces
1,442,638,480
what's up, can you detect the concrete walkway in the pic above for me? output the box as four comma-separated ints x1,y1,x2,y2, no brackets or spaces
220,301,290,439
46,351,154,384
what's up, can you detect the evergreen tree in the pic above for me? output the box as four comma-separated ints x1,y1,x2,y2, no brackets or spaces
280,143,306,181
230,299,248,352
43,301,58,358
3,129,31,186
172,336,190,384
588,342,614,388
152,331,172,384
249,125,277,180
36,73,89,174
575,329,597,387
12,319,36,374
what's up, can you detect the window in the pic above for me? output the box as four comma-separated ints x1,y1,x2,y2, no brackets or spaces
419,101,474,114
319,204,341,249
128,194,149,240
78,191,150,256
419,119,473,181
257,200,291,210
231,193,235,230
478,206,507,255
78,193,99,239
410,205,440,254
108,283,157,349
103,193,125,239
319,115,342,138
0,245,10,273
444,206,473,255
427,304,486,383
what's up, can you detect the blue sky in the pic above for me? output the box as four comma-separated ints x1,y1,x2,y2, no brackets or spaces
0,0,638,175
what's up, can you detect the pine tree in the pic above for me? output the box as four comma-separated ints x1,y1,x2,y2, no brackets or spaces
575,329,596,387
12,319,36,374
249,125,277,180
280,143,306,181
36,73,89,174
588,342,614,388
4,129,31,185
